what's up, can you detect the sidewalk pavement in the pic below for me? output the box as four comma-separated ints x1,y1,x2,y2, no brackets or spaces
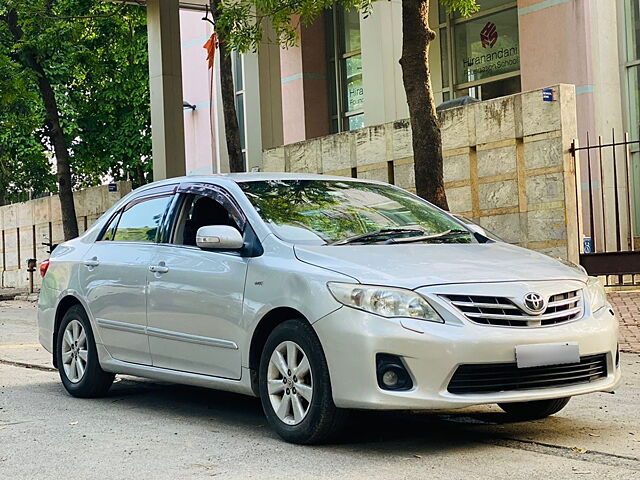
0,300,52,370
608,292,640,354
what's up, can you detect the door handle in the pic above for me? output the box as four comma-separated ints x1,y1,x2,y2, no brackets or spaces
149,265,169,274
84,257,100,268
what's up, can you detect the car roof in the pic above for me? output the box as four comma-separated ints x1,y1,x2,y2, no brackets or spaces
136,172,387,192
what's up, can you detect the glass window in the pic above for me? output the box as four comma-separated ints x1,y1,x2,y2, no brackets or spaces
347,114,365,131
440,28,450,89
233,52,247,162
344,55,363,112
236,93,246,150
239,180,472,245
625,0,640,61
454,8,520,85
457,75,521,101
172,194,239,246
342,9,361,52
327,7,363,133
438,3,447,25
438,2,520,101
112,196,172,243
99,212,121,241
452,0,514,18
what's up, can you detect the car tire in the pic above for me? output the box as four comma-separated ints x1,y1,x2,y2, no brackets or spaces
56,305,114,398
498,397,571,420
258,319,348,444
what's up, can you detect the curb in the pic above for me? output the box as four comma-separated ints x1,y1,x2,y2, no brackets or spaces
13,293,39,302
0,357,55,372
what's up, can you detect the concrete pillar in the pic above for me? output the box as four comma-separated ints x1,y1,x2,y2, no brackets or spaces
147,0,186,180
280,16,329,144
360,2,409,126
259,24,284,151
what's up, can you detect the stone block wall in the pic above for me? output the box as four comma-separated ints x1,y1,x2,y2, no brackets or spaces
261,84,579,262
0,182,131,289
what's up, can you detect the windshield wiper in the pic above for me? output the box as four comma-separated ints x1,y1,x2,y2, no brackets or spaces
385,229,471,244
329,227,425,246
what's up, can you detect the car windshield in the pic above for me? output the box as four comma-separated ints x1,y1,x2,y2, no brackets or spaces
238,180,473,245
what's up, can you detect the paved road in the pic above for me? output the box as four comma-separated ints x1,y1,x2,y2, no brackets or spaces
0,301,639,479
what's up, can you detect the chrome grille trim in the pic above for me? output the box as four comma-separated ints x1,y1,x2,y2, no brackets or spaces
450,301,518,310
547,294,581,308
464,305,582,322
441,290,583,327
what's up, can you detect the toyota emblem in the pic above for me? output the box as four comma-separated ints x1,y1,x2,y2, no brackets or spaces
523,292,546,314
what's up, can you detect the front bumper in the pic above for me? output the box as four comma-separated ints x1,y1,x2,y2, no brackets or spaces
314,304,620,410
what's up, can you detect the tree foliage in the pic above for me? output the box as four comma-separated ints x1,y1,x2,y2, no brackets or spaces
217,0,477,53
0,0,151,207
216,0,478,210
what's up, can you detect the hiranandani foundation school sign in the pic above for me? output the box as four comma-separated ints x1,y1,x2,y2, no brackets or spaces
458,21,520,84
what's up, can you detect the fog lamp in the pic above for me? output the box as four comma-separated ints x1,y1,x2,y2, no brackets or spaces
382,370,399,388
376,354,413,391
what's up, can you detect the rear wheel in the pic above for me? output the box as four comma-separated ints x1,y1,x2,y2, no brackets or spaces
56,305,114,398
258,320,347,444
498,397,571,420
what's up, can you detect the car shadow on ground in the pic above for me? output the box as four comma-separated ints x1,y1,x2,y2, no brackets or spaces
43,375,587,452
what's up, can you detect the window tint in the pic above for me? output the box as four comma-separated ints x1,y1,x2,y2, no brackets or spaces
112,196,172,243
239,180,471,245
99,212,121,241
174,194,239,246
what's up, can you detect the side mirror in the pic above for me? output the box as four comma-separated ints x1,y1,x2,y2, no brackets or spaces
196,225,244,250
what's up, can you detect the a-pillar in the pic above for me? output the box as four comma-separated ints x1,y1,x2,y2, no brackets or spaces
147,0,186,180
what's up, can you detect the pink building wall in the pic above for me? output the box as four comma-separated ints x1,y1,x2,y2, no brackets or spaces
179,9,217,175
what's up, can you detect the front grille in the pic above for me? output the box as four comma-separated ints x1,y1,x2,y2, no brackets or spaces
447,354,607,394
442,290,582,327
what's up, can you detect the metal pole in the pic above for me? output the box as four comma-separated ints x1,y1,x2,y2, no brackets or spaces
625,132,636,251
612,129,622,252
598,135,607,253
586,132,596,252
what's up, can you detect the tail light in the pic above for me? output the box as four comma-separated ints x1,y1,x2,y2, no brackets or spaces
40,259,50,278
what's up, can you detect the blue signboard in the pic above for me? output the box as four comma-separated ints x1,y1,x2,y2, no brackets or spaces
542,88,555,102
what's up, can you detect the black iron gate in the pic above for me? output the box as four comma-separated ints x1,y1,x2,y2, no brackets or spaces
570,130,640,286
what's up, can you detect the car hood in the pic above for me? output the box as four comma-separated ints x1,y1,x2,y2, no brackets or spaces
293,242,586,289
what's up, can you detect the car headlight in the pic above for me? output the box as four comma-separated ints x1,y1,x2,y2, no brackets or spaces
327,282,443,323
586,277,607,313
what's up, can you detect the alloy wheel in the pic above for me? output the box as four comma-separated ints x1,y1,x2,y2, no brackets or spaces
61,319,88,383
267,341,313,425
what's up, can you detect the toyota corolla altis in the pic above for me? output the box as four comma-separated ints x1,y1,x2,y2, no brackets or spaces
37,174,620,444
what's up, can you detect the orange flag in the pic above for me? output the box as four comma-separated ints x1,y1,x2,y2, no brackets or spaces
203,33,217,69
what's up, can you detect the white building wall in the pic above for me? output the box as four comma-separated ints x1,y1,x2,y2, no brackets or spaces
360,1,445,127
179,8,263,174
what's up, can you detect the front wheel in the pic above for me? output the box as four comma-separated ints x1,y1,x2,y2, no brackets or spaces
56,305,114,398
498,397,571,420
258,320,347,444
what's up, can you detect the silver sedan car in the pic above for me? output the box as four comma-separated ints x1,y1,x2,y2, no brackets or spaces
37,174,620,444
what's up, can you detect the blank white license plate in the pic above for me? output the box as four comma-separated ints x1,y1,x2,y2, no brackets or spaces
515,342,580,369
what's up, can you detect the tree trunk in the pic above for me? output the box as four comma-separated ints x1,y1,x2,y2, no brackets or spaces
36,72,80,240
399,0,449,210
211,0,245,173
4,9,79,239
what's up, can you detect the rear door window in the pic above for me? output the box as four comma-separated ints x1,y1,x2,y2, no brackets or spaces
111,196,172,243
